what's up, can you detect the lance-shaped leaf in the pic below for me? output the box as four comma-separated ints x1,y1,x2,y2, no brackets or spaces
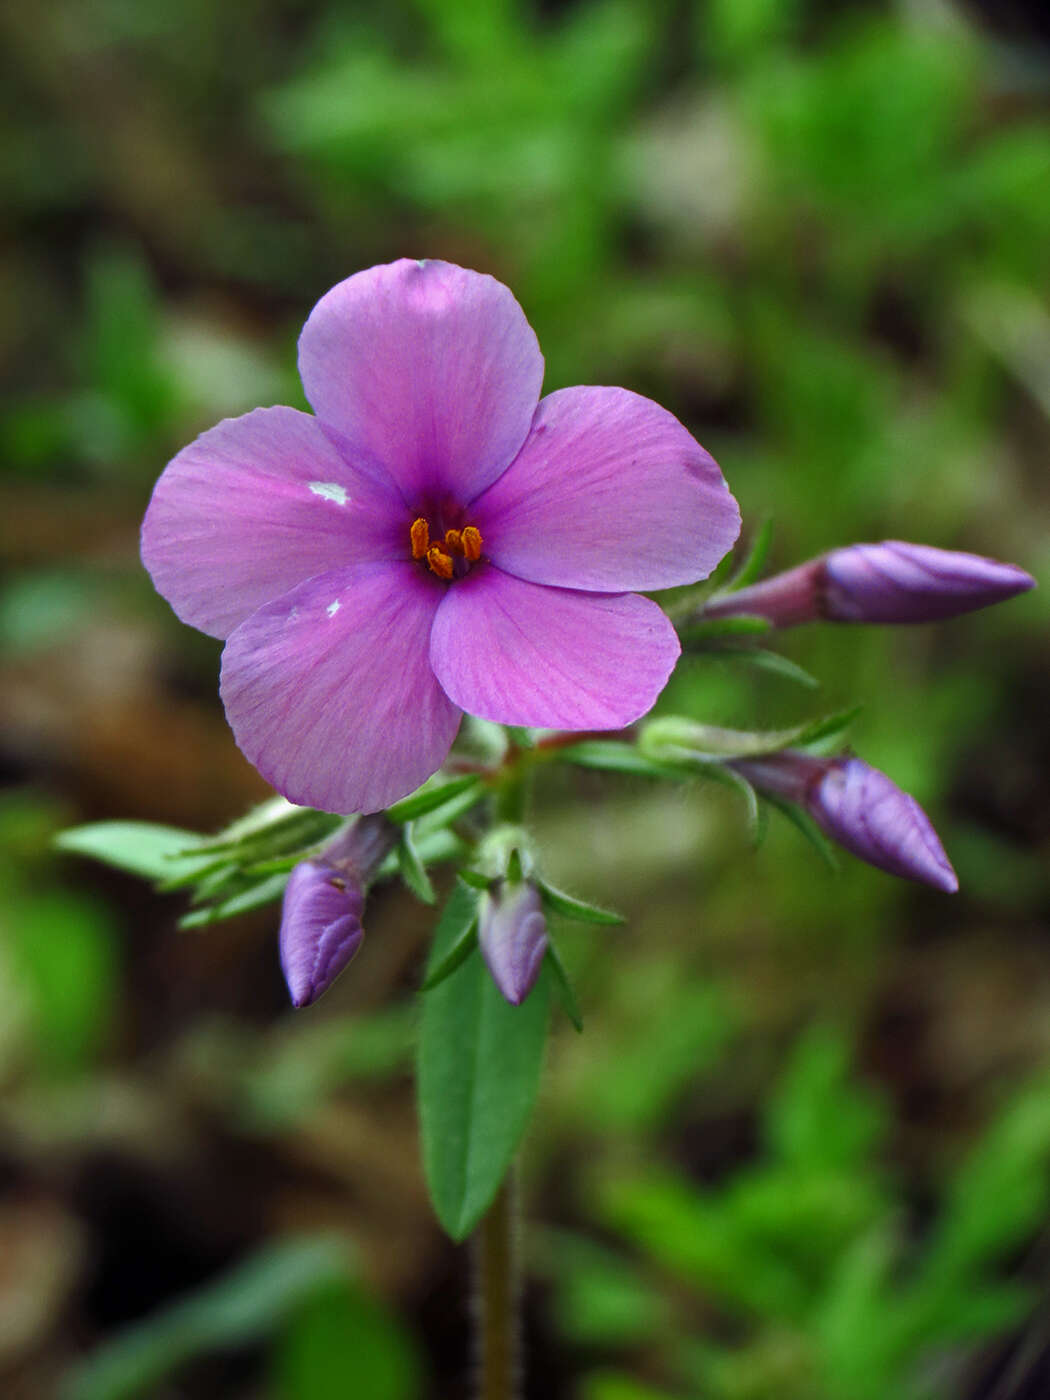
55,822,209,883
418,884,551,1240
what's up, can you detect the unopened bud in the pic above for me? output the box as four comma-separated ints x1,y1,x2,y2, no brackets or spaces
478,881,548,1006
704,541,1033,629
734,752,958,892
822,541,1034,624
279,860,365,1008
279,814,396,1008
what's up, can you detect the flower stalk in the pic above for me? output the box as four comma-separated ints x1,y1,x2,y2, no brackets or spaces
474,1177,520,1400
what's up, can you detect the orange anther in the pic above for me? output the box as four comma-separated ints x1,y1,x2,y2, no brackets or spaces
426,546,455,580
461,525,483,561
444,528,464,555
410,517,430,559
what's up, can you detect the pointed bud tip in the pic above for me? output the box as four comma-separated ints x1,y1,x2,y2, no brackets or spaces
280,861,365,1008
823,542,1035,625
811,758,957,893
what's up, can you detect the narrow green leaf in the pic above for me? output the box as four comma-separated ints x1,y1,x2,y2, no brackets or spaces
421,915,479,992
723,647,820,688
386,775,483,824
679,614,772,644
701,763,760,838
397,824,435,904
156,857,238,893
192,803,341,859
55,822,209,882
727,517,774,590
792,705,863,753
559,742,685,780
178,873,289,928
538,880,624,926
418,884,551,1240
62,1236,351,1400
545,939,583,1033
764,794,840,872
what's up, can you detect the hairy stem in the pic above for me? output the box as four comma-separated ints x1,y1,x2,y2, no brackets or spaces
474,1176,520,1400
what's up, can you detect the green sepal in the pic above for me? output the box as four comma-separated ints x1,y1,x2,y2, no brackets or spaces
721,646,820,688
726,516,774,590
792,705,863,753
545,938,583,1033
764,793,840,872
458,868,493,892
397,824,436,904
537,879,624,926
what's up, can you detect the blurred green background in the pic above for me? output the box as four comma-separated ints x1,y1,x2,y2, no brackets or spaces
1,0,1048,1396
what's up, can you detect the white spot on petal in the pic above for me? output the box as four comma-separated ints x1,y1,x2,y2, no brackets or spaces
309,481,348,505
326,600,341,618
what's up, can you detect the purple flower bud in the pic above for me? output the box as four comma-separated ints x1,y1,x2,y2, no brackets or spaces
822,542,1034,624
478,881,548,1006
705,541,1033,629
279,815,396,1008
734,753,958,892
279,860,365,1008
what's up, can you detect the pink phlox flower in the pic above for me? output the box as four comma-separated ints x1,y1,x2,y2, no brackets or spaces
142,259,740,813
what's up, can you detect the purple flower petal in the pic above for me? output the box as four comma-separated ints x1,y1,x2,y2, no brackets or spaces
472,386,740,592
823,541,1035,624
220,562,461,813
298,259,544,506
279,860,365,1007
810,758,958,892
478,882,548,1006
429,567,680,729
141,407,404,639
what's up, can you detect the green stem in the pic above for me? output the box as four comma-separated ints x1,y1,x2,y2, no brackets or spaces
494,766,528,825
474,1176,520,1400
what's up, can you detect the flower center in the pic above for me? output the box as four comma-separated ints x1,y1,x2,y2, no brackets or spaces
410,517,483,581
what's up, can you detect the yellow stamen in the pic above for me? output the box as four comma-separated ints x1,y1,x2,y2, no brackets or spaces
410,517,430,559
461,525,483,561
427,546,455,580
444,528,464,555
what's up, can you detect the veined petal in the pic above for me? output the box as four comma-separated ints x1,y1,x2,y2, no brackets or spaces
429,568,680,729
298,259,544,505
471,386,740,592
141,406,404,639
220,563,460,814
